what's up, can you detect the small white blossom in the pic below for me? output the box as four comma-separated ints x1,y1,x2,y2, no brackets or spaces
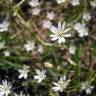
0,42,5,49
50,21,71,44
83,12,91,21
42,20,52,29
70,0,80,6
34,69,46,83
0,20,9,32
74,22,88,37
37,45,43,54
69,45,76,54
52,75,70,92
29,0,39,7
90,0,96,8
24,41,35,52
81,82,94,94
0,80,12,96
18,65,30,79
46,12,55,20
31,7,41,15
3,50,10,57
56,0,66,4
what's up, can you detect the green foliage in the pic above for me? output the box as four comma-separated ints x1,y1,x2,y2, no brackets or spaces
0,0,96,96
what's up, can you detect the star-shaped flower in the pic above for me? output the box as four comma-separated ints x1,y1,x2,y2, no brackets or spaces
18,65,30,79
0,80,12,96
34,69,46,83
50,21,71,44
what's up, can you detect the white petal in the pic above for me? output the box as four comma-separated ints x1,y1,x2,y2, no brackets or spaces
50,34,58,37
63,75,66,80
61,37,65,43
86,88,91,94
58,21,62,32
37,79,42,83
34,76,39,79
63,34,71,37
52,82,60,87
0,92,4,96
58,38,62,44
24,74,27,79
51,36,59,41
62,21,66,31
18,69,23,73
85,32,88,36
35,69,40,74
90,86,94,89
64,28,71,33
79,33,84,37
18,74,23,79
74,23,81,30
52,87,61,91
50,26,58,34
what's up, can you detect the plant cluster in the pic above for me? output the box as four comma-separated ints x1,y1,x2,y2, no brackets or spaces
0,0,96,96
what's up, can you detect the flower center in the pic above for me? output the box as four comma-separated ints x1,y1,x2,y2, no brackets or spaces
58,31,64,37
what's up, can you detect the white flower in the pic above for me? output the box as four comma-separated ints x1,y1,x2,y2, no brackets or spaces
70,0,80,6
83,12,91,21
50,21,71,44
0,20,9,32
42,20,52,29
74,22,88,37
46,12,55,20
34,69,46,83
90,1,96,8
31,7,41,15
29,0,39,7
24,41,35,52
3,50,10,57
81,82,94,94
69,44,76,54
37,45,43,54
52,75,70,92
0,42,5,49
18,65,30,79
0,80,12,96
56,0,66,4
